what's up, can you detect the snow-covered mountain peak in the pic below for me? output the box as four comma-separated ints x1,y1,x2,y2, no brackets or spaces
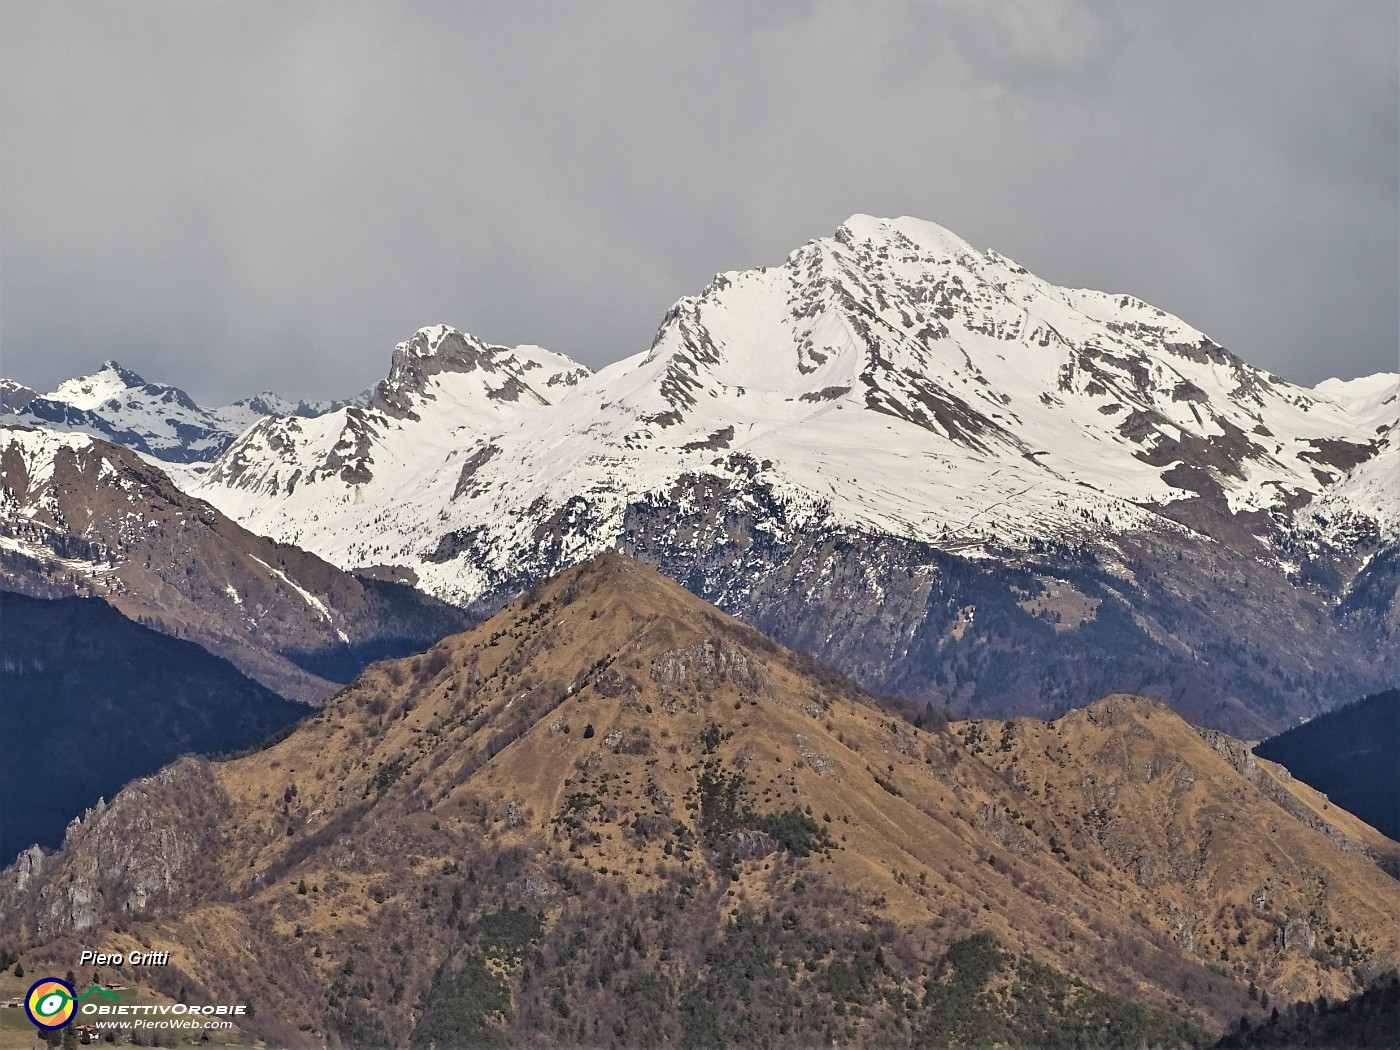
1313,372,1398,432
201,325,593,502
834,212,980,261
0,379,38,414
545,218,1394,522
634,214,1260,466
49,360,172,411
227,392,309,418
368,324,591,420
224,389,368,426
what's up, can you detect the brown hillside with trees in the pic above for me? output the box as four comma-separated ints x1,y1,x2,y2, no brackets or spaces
3,555,1397,1048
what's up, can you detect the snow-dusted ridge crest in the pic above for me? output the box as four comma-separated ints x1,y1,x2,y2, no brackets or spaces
189,215,1397,608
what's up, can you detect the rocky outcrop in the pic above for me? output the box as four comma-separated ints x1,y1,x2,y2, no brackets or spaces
650,639,766,693
0,760,229,943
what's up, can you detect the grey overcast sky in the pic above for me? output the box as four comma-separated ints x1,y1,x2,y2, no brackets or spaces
1,1,1396,403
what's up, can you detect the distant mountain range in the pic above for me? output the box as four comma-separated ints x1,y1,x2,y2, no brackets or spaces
3,556,1396,1047
1,360,366,464
5,215,1396,735
197,221,1399,603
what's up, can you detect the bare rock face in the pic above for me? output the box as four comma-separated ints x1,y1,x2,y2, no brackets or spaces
1196,727,1384,863
1284,914,1317,952
974,803,1036,857
1199,728,1265,780
11,845,44,892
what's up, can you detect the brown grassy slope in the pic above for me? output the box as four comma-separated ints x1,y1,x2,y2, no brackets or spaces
2,554,1398,1047
956,700,1400,1006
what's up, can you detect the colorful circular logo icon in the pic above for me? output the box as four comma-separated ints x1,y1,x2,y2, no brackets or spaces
25,978,76,1030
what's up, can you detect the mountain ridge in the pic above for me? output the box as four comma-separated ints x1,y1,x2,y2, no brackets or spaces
198,216,1398,569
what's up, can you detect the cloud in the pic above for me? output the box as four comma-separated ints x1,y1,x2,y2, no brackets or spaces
1,1,1394,402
